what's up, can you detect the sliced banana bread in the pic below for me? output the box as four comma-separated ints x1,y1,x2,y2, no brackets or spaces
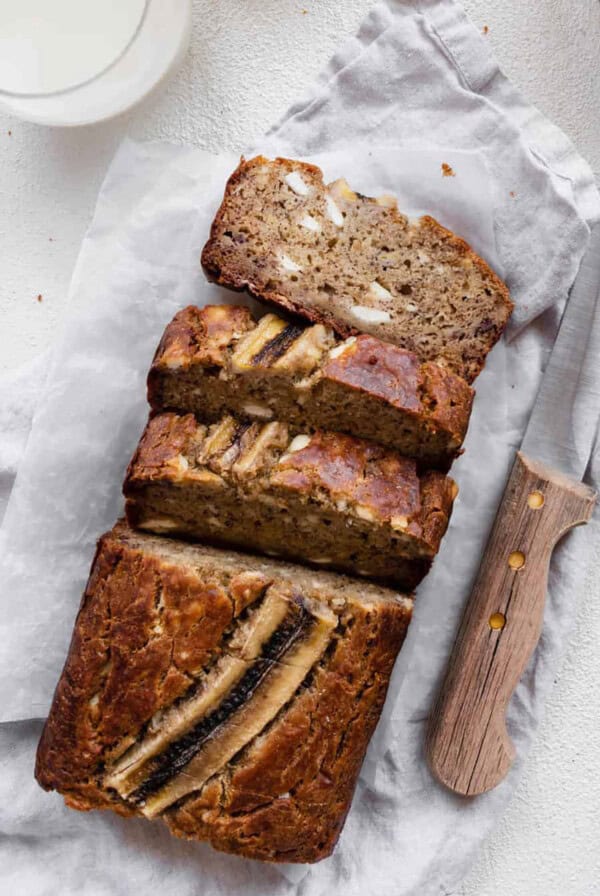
35,521,413,863
148,304,474,469
201,156,513,383
124,412,457,588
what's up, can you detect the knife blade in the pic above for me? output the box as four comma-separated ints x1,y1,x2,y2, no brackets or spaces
426,224,600,796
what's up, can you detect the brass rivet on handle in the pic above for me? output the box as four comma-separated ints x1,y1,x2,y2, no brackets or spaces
508,550,526,570
489,612,506,630
528,490,545,509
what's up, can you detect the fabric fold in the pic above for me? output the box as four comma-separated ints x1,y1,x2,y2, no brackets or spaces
1,2,599,895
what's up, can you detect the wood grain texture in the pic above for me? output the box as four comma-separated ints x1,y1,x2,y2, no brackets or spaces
426,451,596,796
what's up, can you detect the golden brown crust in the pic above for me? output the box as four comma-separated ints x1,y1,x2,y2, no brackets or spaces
125,412,201,482
167,580,411,862
419,471,459,552
322,334,473,448
35,530,239,813
124,412,456,576
35,523,413,863
322,333,421,410
271,430,421,526
201,156,513,383
419,361,474,444
149,305,474,467
151,305,254,374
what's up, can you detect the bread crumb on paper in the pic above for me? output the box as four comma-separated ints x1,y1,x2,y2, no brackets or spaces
441,163,455,178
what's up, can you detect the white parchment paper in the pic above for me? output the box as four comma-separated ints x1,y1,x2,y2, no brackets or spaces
0,142,499,723
2,2,600,894
0,137,573,895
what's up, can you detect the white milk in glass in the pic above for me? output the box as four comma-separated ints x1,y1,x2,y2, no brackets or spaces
0,0,190,125
0,1,147,95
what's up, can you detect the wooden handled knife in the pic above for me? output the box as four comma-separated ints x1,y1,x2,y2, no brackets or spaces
426,225,600,796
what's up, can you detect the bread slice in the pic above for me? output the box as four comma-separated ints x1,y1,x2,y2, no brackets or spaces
35,521,413,863
201,156,513,383
148,304,474,469
124,412,457,588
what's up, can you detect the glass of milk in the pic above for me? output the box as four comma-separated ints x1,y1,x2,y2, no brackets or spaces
0,0,191,126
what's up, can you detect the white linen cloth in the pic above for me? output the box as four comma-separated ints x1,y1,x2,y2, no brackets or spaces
1,2,599,894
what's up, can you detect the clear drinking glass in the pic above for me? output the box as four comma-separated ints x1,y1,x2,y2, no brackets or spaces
0,0,191,126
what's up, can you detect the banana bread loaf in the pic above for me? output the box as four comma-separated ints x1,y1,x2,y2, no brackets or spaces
35,522,413,863
124,412,457,588
201,156,513,383
148,304,474,469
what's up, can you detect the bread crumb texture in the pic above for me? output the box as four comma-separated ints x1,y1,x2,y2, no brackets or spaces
124,412,457,587
202,156,513,383
148,304,474,468
35,523,413,863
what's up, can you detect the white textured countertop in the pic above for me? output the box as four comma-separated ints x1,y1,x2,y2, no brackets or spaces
1,2,598,893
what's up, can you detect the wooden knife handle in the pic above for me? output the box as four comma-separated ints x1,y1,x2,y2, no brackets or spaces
426,451,596,796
